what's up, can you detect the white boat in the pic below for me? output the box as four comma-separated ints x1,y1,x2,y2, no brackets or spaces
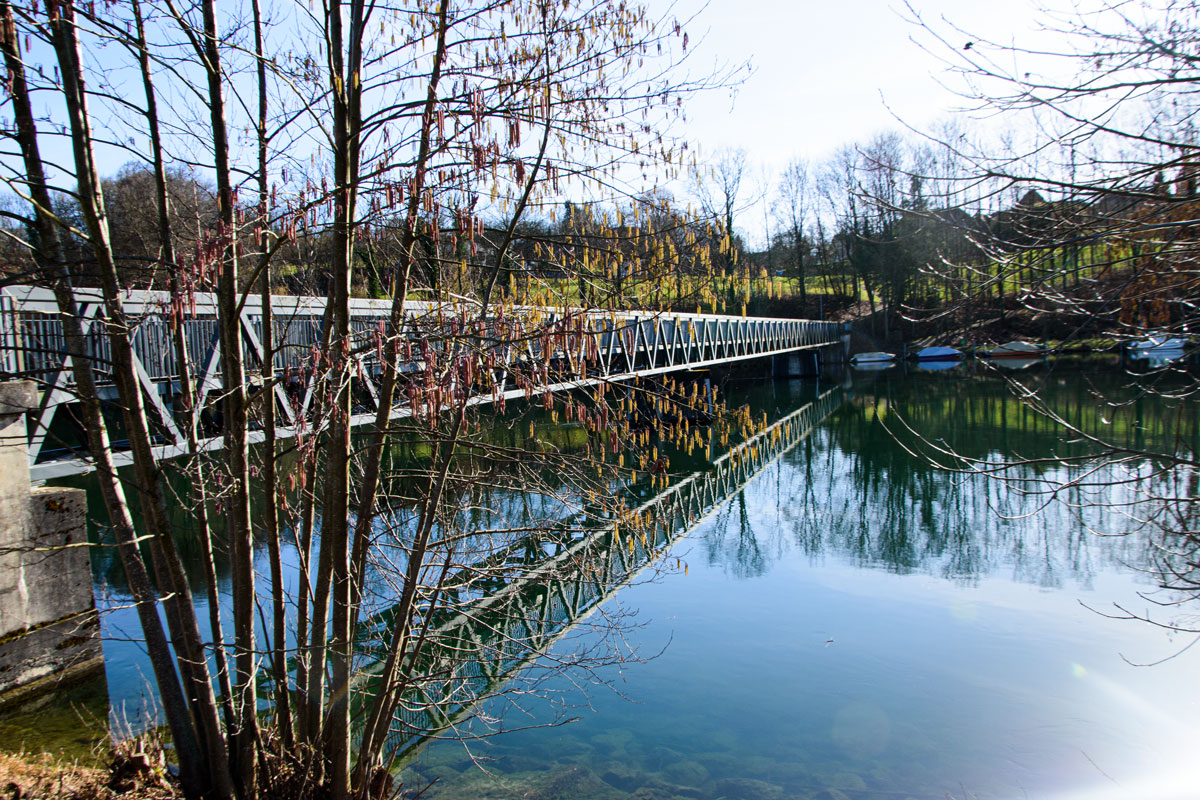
984,341,1044,359
852,360,895,371
1128,336,1186,366
1137,352,1185,368
914,346,963,362
1128,336,1186,355
850,351,896,366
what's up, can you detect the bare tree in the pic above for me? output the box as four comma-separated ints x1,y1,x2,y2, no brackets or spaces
696,146,750,276
0,2,739,799
900,0,1200,632
776,157,811,302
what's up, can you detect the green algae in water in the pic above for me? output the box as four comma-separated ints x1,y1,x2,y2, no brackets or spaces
0,672,110,761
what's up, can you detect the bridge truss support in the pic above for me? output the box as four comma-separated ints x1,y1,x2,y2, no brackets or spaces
0,286,846,481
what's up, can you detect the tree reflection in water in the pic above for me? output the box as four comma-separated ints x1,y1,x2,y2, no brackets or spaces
402,362,1200,800
700,363,1184,604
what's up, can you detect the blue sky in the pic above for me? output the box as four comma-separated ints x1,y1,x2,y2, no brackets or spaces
668,0,1047,165
2,0,1070,250
650,0,1062,241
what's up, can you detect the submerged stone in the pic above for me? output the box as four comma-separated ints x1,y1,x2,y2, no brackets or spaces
600,761,646,793
634,777,708,800
643,744,685,770
660,759,710,787
806,789,852,800
495,753,552,773
591,727,637,757
712,776,784,800
692,751,741,780
526,764,625,800
823,772,867,792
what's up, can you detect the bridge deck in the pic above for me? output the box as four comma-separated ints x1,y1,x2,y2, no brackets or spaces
0,287,846,481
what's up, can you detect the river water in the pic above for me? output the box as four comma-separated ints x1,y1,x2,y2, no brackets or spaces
3,358,1198,800
396,360,1200,800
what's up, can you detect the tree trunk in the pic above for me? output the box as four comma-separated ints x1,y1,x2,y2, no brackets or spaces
0,8,210,797
48,5,234,797
251,0,293,752
130,0,237,739
320,2,368,795
188,0,260,792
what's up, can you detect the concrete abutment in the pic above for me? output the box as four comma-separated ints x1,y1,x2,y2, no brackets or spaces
0,380,103,706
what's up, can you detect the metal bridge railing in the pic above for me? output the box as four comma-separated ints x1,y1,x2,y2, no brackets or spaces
0,286,847,480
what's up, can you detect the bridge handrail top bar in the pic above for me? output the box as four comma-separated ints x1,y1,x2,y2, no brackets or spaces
1,285,847,327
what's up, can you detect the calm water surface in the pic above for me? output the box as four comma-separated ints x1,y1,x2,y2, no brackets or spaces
4,360,1199,800
399,363,1200,800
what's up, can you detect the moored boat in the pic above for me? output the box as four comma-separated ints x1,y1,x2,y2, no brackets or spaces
994,357,1041,371
850,351,896,364
914,345,963,362
984,341,1044,359
917,359,961,372
1128,336,1186,367
1128,336,1186,355
852,360,895,371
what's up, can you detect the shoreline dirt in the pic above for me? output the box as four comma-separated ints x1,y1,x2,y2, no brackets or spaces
0,745,180,800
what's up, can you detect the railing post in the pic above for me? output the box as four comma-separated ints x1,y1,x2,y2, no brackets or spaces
0,290,19,376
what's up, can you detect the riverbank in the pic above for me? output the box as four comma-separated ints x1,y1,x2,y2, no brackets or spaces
835,294,1136,358
0,744,180,800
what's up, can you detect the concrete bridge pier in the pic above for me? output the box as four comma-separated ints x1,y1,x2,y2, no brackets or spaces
772,326,850,377
772,351,821,377
0,381,103,706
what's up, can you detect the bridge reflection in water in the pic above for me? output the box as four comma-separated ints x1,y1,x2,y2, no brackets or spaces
358,386,845,761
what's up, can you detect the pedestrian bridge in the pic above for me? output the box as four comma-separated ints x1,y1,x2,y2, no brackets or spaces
0,286,846,481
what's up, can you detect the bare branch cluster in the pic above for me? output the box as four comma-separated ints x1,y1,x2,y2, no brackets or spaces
0,2,753,798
